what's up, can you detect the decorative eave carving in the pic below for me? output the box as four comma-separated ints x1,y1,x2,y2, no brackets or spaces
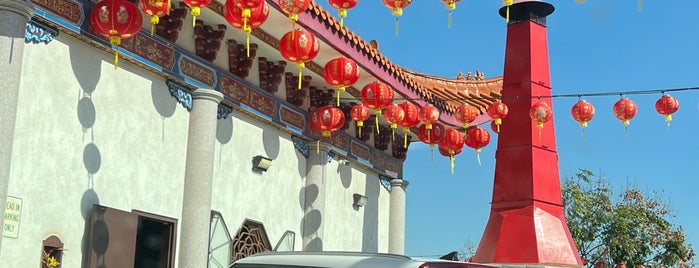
392,135,411,161
194,21,226,62
218,105,233,119
373,125,391,151
227,39,257,78
356,115,374,141
309,87,334,110
167,80,193,111
338,102,355,131
284,73,309,107
258,57,286,94
155,3,187,43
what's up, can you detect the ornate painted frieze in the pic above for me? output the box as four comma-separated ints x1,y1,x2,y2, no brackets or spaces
220,75,276,117
121,33,176,70
178,56,217,87
25,19,59,44
321,131,349,153
166,80,193,111
350,141,370,161
291,135,309,158
371,150,402,176
31,0,83,25
279,106,306,130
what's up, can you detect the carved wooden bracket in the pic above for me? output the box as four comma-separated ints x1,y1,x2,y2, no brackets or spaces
392,135,411,161
258,57,286,94
309,87,334,110
227,39,257,78
339,102,355,131
356,115,375,141
284,72,309,107
374,125,392,151
194,21,226,62
155,3,187,43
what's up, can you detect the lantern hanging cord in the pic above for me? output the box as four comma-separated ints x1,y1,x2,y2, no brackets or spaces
335,86,699,103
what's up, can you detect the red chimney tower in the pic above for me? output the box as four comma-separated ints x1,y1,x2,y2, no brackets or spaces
472,1,583,266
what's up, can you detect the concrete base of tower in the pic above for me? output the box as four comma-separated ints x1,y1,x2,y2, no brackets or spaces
472,202,583,266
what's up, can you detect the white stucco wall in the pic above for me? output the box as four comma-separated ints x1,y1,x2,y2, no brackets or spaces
1,28,393,267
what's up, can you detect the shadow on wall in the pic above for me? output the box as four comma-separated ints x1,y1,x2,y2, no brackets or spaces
77,97,96,142
80,189,100,267
70,41,101,98
299,184,324,251
337,161,352,189
361,175,380,252
217,115,234,166
262,128,280,160
151,82,177,143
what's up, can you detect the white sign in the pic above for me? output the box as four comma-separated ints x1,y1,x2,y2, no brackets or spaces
3,196,22,238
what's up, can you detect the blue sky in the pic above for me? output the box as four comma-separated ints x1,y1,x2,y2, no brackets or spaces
317,0,699,259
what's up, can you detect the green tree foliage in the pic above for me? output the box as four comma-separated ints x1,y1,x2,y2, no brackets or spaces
562,169,695,267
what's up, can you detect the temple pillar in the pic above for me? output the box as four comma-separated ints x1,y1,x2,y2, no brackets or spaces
473,1,582,266
388,179,409,254
0,0,34,252
178,89,224,267
302,142,330,251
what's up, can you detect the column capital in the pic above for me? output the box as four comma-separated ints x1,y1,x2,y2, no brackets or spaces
192,89,223,104
390,179,409,189
0,0,35,21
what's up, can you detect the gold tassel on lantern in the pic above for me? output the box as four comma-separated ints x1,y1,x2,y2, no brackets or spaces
392,7,402,37
503,0,513,23
242,8,252,57
475,148,482,166
190,6,200,27
150,15,159,35
297,62,304,90
336,86,345,107
357,121,363,137
449,151,455,174
446,0,456,29
403,128,410,148
375,110,382,134
109,36,121,70
339,8,347,27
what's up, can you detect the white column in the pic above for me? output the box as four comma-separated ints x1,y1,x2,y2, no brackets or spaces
388,179,409,255
302,142,330,251
177,89,223,267
0,0,34,253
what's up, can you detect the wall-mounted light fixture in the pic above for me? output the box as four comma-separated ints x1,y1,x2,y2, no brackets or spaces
353,193,368,207
252,155,272,172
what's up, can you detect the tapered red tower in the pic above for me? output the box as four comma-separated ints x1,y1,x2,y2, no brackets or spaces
472,1,583,266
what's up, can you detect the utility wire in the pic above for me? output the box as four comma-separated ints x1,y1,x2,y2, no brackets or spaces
338,86,699,102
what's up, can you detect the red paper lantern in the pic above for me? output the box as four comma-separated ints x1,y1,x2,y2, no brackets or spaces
487,100,508,132
613,97,637,138
383,104,405,140
183,0,212,26
490,121,499,134
361,81,394,113
278,0,311,22
441,0,460,28
465,126,490,165
89,0,143,69
225,0,269,57
438,144,463,157
439,128,465,173
323,57,360,106
454,104,479,129
417,122,445,146
613,97,637,126
418,104,440,131
417,122,445,163
279,29,320,89
397,102,419,148
571,99,595,128
529,100,552,141
655,94,679,125
328,0,358,27
382,0,412,36
139,0,170,35
310,106,345,137
350,104,371,137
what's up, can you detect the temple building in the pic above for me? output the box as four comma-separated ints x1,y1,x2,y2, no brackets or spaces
0,0,502,267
